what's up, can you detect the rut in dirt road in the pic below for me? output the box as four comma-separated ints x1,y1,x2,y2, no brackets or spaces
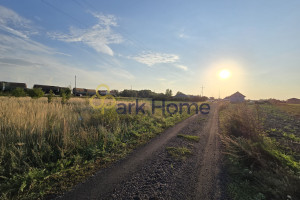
59,103,224,200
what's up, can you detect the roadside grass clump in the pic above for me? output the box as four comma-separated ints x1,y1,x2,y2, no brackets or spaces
177,134,200,142
219,102,300,200
0,97,194,199
166,146,192,160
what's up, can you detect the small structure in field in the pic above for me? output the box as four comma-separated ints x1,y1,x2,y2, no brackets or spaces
287,98,300,104
228,91,245,103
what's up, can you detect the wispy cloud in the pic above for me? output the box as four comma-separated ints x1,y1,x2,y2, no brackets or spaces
48,13,123,56
0,5,38,39
177,28,189,39
130,51,188,71
175,64,188,71
0,6,133,88
108,67,135,80
131,52,179,66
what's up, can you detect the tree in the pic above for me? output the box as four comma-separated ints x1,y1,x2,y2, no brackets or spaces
27,88,44,99
120,89,138,97
138,89,153,98
165,89,172,98
60,88,71,99
11,88,26,97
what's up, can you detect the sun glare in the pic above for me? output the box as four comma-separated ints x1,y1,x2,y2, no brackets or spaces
219,69,231,79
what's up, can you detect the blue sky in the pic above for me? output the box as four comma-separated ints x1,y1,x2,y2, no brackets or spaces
0,0,299,99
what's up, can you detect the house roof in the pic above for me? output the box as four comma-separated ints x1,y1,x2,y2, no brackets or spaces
230,91,245,98
287,98,300,101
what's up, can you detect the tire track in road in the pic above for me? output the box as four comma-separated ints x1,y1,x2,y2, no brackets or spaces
58,103,224,200
195,103,222,200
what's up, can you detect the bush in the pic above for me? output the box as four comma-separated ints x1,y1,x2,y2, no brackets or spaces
60,88,71,104
27,88,44,99
11,88,26,97
60,88,71,98
47,90,55,103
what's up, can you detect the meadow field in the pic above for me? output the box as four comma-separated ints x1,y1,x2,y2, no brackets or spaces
0,97,199,199
219,102,300,200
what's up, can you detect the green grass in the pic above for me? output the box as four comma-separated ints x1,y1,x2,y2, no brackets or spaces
177,134,200,142
0,97,197,199
166,146,192,160
276,103,300,118
219,102,300,200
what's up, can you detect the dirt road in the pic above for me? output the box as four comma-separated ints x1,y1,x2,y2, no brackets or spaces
59,103,225,200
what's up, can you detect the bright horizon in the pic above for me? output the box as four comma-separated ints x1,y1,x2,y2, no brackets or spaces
0,0,299,100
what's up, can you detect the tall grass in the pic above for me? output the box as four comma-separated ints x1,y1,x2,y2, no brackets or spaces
219,102,300,199
0,97,194,199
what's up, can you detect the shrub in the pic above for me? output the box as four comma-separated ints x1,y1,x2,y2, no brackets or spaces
47,90,54,103
11,88,26,97
60,88,71,104
27,88,44,99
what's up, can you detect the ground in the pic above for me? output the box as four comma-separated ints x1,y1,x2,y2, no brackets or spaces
58,103,226,200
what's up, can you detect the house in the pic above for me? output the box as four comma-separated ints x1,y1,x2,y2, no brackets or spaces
174,92,188,98
228,91,245,103
287,98,300,104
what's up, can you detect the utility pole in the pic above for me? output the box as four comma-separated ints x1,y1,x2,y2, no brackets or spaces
201,85,205,97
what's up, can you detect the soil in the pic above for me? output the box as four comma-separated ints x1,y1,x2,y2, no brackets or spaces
57,103,227,200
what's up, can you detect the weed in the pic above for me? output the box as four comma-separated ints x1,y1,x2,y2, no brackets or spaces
166,147,192,160
177,134,200,142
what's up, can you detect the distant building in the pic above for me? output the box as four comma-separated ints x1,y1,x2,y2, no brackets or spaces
287,98,300,104
174,92,188,98
223,96,230,101
228,91,245,103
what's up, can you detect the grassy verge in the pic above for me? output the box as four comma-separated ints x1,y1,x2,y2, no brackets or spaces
177,134,200,142
166,147,192,160
219,102,300,200
0,97,199,199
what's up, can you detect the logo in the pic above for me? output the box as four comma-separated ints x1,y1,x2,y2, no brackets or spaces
89,84,116,114
89,84,210,115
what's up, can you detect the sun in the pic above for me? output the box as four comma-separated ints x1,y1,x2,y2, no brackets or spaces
219,69,231,79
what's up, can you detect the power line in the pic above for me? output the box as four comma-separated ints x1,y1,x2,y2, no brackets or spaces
40,0,86,28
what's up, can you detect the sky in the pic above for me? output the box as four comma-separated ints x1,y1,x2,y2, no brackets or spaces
0,0,299,100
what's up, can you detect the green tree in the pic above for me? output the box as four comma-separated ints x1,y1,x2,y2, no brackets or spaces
60,88,71,104
165,89,172,98
11,88,26,97
60,88,71,99
27,88,44,99
47,90,55,103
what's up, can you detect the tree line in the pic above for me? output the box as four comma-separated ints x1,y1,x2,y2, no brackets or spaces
117,89,208,102
1,87,208,102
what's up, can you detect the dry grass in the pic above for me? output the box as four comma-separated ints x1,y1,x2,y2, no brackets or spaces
219,102,300,199
0,97,194,199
